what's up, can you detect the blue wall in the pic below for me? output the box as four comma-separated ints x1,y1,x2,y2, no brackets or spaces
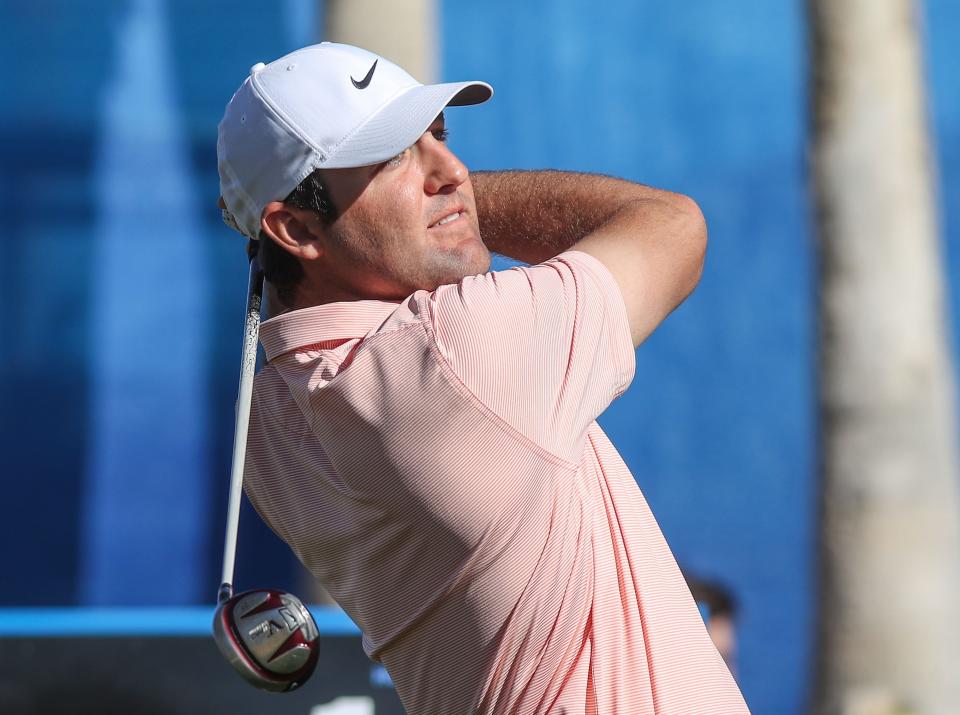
2,2,959,714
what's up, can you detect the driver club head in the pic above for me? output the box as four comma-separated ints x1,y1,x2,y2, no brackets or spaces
213,589,320,692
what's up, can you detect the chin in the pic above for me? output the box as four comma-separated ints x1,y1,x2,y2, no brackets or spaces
407,237,490,292
440,240,490,281
464,236,493,274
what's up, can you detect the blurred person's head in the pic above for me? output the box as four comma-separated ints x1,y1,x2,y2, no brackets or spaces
217,43,494,311
685,573,739,676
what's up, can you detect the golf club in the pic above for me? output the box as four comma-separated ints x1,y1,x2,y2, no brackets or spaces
212,254,320,693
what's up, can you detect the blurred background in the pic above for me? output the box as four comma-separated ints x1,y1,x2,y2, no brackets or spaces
2,1,959,713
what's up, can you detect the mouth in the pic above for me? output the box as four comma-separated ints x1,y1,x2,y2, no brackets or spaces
428,207,466,229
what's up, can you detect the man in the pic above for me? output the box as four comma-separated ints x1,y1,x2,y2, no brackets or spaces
218,42,750,714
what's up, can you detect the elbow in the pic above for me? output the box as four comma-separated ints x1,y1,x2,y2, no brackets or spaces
672,193,708,295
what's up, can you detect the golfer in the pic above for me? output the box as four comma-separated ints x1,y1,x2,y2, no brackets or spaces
217,42,749,714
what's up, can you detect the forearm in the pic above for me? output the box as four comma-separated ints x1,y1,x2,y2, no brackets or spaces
471,170,690,264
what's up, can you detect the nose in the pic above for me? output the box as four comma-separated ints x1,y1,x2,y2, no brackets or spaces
422,135,468,196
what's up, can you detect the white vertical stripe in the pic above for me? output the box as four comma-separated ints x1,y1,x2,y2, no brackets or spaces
283,0,320,49
324,0,437,84
83,0,209,604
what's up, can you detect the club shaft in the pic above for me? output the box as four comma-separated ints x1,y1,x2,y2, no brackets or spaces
220,257,265,599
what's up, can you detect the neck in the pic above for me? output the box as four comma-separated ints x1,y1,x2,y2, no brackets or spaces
262,282,292,320
263,278,390,319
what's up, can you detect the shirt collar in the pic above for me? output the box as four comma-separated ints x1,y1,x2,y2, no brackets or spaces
260,300,401,361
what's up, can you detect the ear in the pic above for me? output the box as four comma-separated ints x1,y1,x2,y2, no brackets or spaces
260,202,323,260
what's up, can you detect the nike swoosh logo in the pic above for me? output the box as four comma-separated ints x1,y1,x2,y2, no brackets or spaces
351,60,378,89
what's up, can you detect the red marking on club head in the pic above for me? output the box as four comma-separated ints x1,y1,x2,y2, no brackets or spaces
267,626,309,663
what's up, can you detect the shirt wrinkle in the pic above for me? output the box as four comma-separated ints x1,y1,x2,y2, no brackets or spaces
243,251,750,715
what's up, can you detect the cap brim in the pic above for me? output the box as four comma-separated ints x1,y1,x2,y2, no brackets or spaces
323,80,493,169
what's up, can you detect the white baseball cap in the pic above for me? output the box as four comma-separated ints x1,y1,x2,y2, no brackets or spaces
217,42,493,240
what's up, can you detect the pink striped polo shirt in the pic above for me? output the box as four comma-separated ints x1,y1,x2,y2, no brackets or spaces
244,250,750,714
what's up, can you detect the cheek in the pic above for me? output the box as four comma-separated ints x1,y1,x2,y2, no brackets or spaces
354,203,417,267
360,183,422,237
338,177,429,272
393,182,424,228
459,178,477,206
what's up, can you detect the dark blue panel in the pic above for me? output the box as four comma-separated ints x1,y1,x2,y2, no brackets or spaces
0,3,122,605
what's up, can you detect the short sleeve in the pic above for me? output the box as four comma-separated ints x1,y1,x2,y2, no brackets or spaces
418,250,636,462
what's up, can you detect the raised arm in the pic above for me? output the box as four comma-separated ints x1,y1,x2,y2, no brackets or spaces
471,170,707,347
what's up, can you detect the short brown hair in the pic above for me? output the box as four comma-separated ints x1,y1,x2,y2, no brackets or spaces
253,170,337,305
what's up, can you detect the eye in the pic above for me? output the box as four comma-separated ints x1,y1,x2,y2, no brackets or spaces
432,128,449,142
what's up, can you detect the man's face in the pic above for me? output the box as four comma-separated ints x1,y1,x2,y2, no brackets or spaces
313,113,491,301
